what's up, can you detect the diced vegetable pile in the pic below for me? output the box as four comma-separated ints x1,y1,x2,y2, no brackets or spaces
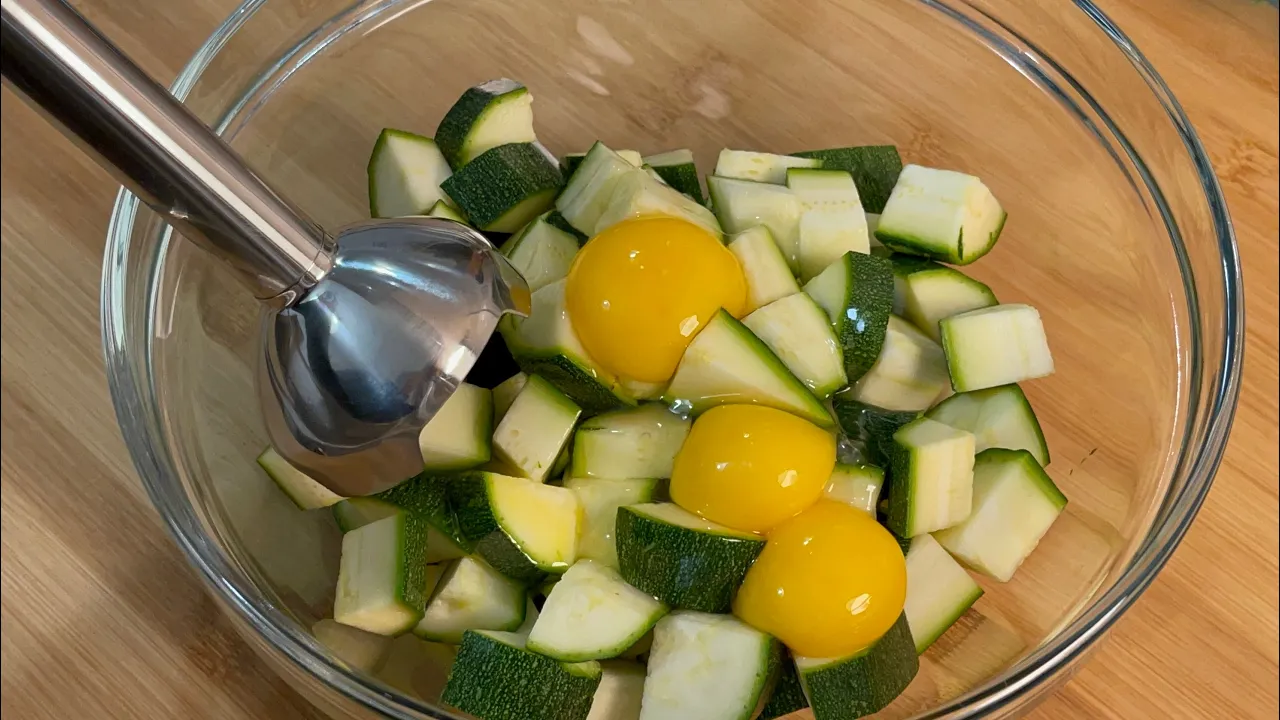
260,78,1067,720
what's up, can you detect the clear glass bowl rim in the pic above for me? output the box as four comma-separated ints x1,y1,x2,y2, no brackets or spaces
98,0,1246,717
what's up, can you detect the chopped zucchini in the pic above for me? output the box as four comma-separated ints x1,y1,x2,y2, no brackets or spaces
615,503,765,613
727,226,800,314
565,477,662,568
875,164,1006,265
898,264,998,342
331,496,401,534
500,279,633,414
500,212,580,293
640,611,781,720
528,559,668,661
849,316,949,412
823,463,885,516
258,447,343,510
715,148,820,184
927,384,1050,465
933,448,1066,581
442,630,601,720
570,404,691,480
414,555,527,643
426,199,468,223
643,148,703,203
435,79,536,168
743,292,848,397
441,142,563,232
939,304,1055,392
791,145,903,214
885,416,976,537
786,168,871,282
492,374,582,483
587,660,647,720
616,149,645,167
546,209,590,244
313,618,393,674
372,472,472,559
367,129,453,217
903,534,983,653
759,653,809,719
707,175,803,271
492,371,529,425
418,382,492,472
594,169,721,238
831,398,920,468
556,142,640,235
561,152,587,177
447,472,580,583
663,309,833,428
795,612,918,720
333,513,434,636
803,251,895,383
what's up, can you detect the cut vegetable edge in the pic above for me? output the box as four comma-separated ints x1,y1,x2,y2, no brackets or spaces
663,309,833,429
527,559,668,662
258,447,343,510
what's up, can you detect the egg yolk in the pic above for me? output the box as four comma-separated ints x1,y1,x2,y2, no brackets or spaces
733,500,907,658
565,216,747,384
669,405,836,533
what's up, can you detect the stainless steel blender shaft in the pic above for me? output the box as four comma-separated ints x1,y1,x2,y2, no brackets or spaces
1,0,331,304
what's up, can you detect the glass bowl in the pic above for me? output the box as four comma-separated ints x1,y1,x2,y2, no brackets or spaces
101,0,1243,718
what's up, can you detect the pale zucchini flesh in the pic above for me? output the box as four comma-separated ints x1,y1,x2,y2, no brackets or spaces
822,463,885,516
435,79,536,168
492,374,582,483
587,660,647,720
556,142,640,235
570,403,691,480
418,382,492,472
728,225,800,314
939,304,1054,392
333,513,434,636
899,265,998,342
414,555,526,643
875,164,1006,265
528,559,668,662
639,611,780,720
715,148,821,184
258,447,343,510
707,175,803,272
927,384,1050,465
565,477,662,568
933,448,1066,582
663,309,833,428
313,619,394,674
742,292,848,398
903,534,983,653
886,417,977,538
500,212,580,293
850,316,950,412
368,129,454,217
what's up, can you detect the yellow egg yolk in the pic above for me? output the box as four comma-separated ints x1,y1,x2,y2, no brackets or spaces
733,500,907,658
565,216,747,384
669,405,836,533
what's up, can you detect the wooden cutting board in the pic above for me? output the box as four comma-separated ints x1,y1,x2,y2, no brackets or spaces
1,0,1275,718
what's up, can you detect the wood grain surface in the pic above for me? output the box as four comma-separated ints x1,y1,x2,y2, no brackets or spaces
1,0,1276,718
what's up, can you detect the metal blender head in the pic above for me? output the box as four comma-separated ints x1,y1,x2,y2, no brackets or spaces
2,0,530,495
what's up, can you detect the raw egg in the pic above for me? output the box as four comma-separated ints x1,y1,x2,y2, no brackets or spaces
669,404,836,533
565,216,747,384
733,500,907,658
